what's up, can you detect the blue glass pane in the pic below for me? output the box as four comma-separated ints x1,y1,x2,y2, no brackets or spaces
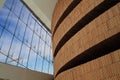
38,39,45,57
0,53,6,62
15,20,26,41
24,27,33,47
13,0,23,17
28,14,35,30
0,30,13,55
35,55,43,71
5,12,18,34
28,50,36,70
35,22,41,35
46,34,51,46
8,37,21,60
20,6,30,24
49,63,53,74
49,49,53,61
4,0,14,9
0,26,3,36
44,45,50,61
43,60,49,73
0,0,53,74
0,6,10,27
41,28,46,41
19,44,29,66
10,0,18,11
32,34,39,52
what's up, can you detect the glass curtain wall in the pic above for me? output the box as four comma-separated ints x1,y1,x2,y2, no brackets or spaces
0,0,53,74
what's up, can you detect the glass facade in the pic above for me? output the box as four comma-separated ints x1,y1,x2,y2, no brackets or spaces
0,0,53,74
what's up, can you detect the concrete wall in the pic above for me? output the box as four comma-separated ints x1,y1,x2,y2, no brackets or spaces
52,0,120,80
0,0,5,9
0,63,53,80
22,0,57,30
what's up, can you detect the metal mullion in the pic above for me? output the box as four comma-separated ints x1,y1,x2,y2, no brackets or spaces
19,16,27,25
34,21,43,38
3,25,24,43
48,46,51,74
34,53,38,70
37,24,43,56
41,31,48,72
10,0,22,18
0,50,8,57
34,24,42,70
19,5,29,26
4,0,15,11
26,16,36,68
37,42,41,57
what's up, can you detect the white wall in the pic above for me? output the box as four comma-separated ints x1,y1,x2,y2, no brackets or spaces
0,0,5,9
22,0,57,30
0,63,53,80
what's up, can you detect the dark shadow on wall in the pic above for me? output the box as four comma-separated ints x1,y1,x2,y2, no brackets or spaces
54,0,120,57
55,32,120,77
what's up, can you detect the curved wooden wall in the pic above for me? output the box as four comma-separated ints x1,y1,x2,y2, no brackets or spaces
52,0,120,80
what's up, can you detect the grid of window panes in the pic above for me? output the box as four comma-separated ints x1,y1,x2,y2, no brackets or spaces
0,0,53,74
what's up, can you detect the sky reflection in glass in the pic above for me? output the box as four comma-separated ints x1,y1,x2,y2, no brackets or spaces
0,0,53,74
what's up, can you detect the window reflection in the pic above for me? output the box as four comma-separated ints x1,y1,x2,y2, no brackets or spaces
43,60,49,73
0,26,3,36
15,20,26,41
5,12,18,34
39,39,45,56
8,37,21,60
4,0,14,9
0,6,10,27
19,44,29,66
32,34,39,52
13,0,23,17
10,0,17,11
41,28,46,41
20,6,30,24
28,14,35,30
0,30,13,55
0,0,53,74
46,34,51,46
49,49,53,61
24,27,33,47
44,45,50,61
28,50,36,70
35,55,43,71
35,22,41,35
49,64,53,74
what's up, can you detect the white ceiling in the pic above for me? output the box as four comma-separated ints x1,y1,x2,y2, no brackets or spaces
23,0,57,30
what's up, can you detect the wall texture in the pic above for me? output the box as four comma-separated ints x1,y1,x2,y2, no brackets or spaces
0,0,5,9
0,63,53,80
52,0,120,80
22,0,57,29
